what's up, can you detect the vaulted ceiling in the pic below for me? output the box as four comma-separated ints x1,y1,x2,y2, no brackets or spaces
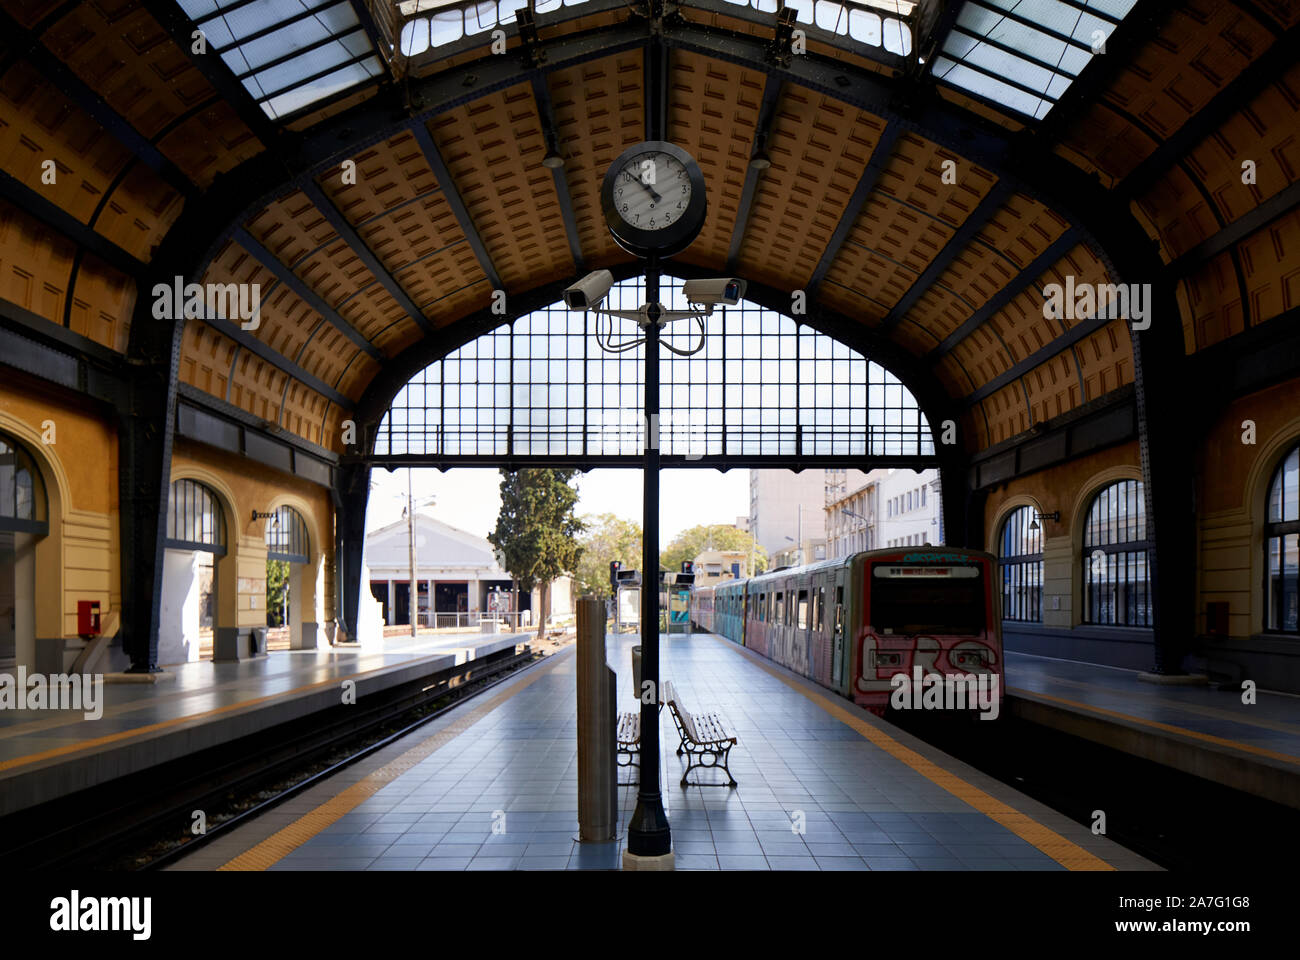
1,0,1297,463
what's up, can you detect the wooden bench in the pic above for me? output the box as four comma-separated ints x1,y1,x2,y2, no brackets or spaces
616,710,640,767
664,680,738,787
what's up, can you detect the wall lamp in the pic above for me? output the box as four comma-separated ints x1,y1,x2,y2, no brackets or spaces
1029,510,1060,531
252,510,280,527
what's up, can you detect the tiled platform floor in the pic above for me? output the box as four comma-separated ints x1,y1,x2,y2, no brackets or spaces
1005,651,1300,760
173,633,1155,871
0,633,527,765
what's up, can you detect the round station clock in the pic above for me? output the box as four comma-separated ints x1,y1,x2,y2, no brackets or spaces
601,141,707,259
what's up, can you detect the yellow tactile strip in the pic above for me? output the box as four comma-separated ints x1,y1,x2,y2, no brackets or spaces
1007,687,1300,768
712,636,1115,871
217,649,571,871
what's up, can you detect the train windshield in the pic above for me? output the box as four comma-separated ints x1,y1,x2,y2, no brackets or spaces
870,563,986,635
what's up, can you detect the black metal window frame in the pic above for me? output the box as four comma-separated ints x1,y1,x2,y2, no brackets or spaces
1265,443,1300,634
165,478,228,556
1082,478,1151,628
999,504,1042,623
374,277,935,463
0,431,49,536
266,505,311,565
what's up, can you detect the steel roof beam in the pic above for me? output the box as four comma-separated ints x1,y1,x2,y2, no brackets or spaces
806,120,904,295
409,121,504,292
298,179,435,334
232,226,384,361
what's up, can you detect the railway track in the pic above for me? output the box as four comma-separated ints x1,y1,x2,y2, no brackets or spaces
888,707,1300,871
0,645,546,871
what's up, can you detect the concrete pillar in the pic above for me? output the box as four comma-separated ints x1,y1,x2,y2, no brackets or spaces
576,597,616,841
387,578,394,625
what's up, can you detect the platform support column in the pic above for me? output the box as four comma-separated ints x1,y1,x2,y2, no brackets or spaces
337,461,371,643
118,311,185,673
939,448,981,550
626,255,672,862
1132,282,1196,675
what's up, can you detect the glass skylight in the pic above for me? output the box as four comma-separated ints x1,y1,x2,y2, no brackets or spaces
177,0,387,121
931,0,1138,120
397,0,913,60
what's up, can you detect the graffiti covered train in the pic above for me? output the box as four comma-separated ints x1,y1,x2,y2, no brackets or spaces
691,546,1003,715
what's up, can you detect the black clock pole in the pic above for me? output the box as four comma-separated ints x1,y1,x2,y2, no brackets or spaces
628,252,671,858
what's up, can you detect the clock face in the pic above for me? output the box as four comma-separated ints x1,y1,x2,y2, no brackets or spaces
612,151,692,232
601,141,707,259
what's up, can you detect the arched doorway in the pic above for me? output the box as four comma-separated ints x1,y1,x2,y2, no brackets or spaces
0,432,48,671
265,505,318,650
159,478,228,664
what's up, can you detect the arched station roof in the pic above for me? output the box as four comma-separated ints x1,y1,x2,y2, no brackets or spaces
2,0,1296,465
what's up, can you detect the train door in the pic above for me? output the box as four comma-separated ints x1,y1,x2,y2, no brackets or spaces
790,580,800,676
831,574,846,690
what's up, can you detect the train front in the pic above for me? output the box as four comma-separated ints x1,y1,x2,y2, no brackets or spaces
851,547,1004,719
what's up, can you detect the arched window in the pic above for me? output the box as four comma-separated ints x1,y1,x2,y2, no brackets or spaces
265,505,309,564
0,432,48,534
999,505,1042,622
166,479,226,554
1266,444,1299,633
1082,479,1151,627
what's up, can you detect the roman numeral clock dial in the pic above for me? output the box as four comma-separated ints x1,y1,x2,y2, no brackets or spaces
601,141,707,259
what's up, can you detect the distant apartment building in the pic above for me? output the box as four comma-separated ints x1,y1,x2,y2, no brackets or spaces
773,538,828,568
879,469,942,548
826,469,888,558
692,549,750,584
749,469,868,560
825,468,942,558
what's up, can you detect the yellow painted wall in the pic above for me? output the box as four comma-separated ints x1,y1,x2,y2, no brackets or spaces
1195,380,1300,636
170,440,336,629
0,370,119,639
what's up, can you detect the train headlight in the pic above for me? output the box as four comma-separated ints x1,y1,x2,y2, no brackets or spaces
952,649,988,668
873,651,902,667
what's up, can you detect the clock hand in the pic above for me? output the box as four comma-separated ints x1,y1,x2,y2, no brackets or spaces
628,166,662,203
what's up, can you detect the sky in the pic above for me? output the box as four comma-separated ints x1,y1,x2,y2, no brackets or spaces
365,466,749,546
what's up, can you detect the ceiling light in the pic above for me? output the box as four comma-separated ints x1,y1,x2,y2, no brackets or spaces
749,149,771,171
542,147,564,169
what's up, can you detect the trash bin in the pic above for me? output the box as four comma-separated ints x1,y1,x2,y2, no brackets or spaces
631,645,642,701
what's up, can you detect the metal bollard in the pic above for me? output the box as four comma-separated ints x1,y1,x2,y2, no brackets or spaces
576,597,617,842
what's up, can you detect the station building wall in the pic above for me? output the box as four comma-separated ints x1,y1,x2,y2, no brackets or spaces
983,441,1153,671
0,371,119,666
169,439,338,653
1193,378,1300,692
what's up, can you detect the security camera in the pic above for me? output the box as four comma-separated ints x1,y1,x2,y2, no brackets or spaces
564,269,615,310
681,277,746,307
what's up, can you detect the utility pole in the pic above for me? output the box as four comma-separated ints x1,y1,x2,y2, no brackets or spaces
407,469,418,638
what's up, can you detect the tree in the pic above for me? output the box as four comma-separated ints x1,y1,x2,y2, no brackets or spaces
574,513,642,601
488,469,585,638
265,559,290,627
660,524,767,577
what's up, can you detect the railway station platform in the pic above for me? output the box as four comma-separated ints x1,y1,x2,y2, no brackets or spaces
171,633,1156,872
1003,652,1300,812
0,633,530,818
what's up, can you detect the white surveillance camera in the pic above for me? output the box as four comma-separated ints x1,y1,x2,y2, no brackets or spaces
681,277,746,307
563,269,615,310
